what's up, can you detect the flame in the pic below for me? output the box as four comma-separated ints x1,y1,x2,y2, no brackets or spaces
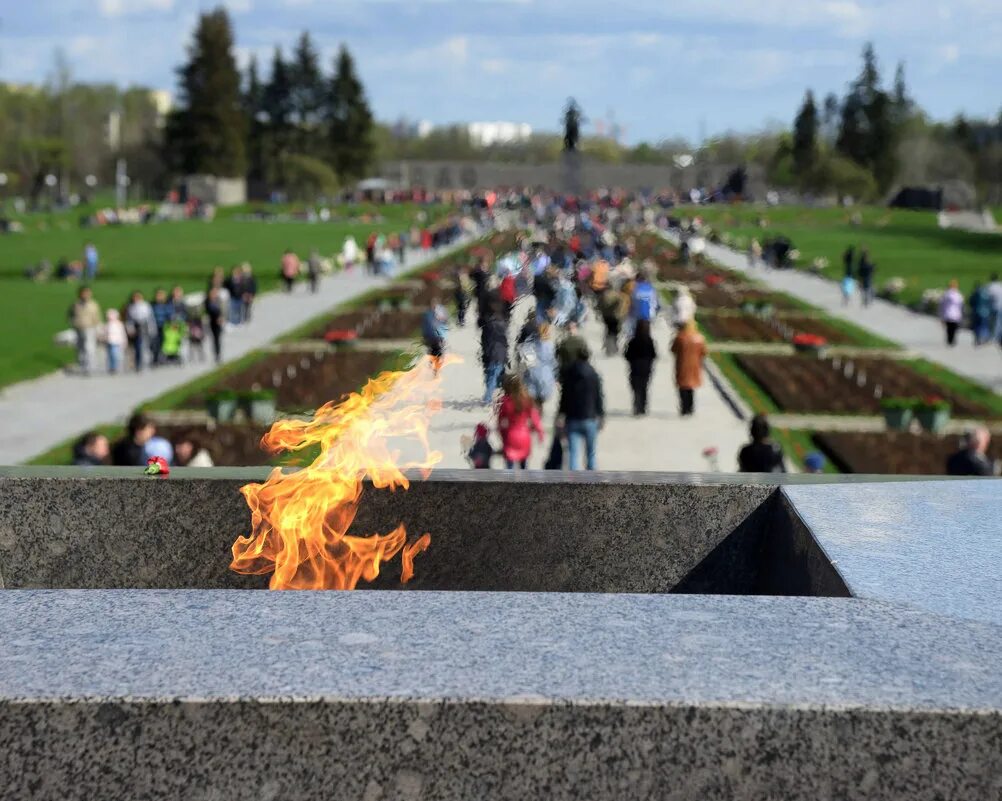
230,356,452,590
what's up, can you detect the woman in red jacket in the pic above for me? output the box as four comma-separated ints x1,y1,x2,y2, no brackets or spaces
497,374,544,469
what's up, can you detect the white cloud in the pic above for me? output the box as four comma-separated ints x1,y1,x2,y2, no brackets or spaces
98,0,173,18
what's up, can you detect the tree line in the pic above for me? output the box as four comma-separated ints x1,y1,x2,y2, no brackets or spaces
164,8,375,199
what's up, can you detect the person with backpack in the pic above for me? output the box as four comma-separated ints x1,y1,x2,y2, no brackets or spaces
738,415,787,473
624,319,658,416
467,424,494,469
629,266,659,333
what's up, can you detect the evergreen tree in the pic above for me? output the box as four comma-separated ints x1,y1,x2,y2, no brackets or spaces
165,9,246,177
821,92,841,144
327,45,374,183
263,47,294,183
244,55,266,182
792,90,819,178
837,42,898,192
290,32,324,154
892,62,912,124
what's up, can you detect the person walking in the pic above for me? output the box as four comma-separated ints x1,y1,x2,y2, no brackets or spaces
857,248,876,307
241,264,257,322
205,287,226,364
946,427,996,476
225,265,246,324
738,415,787,473
670,320,707,416
125,290,154,371
83,242,99,281
422,301,449,365
151,288,171,365
497,374,544,469
671,286,696,332
558,346,604,470
480,302,508,404
101,308,128,374
628,266,659,332
281,249,300,292
940,279,964,347
522,322,558,409
69,286,101,375
988,272,1002,344
624,319,658,416
168,285,188,323
307,249,322,294
453,267,469,327
598,287,625,356
969,282,993,346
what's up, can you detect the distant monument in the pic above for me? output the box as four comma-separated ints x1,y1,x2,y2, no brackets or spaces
562,98,584,194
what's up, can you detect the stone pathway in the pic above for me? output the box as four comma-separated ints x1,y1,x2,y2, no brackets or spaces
426,300,753,473
0,239,474,465
668,233,1002,391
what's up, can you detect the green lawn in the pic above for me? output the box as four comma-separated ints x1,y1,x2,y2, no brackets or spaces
682,204,1002,306
0,202,443,388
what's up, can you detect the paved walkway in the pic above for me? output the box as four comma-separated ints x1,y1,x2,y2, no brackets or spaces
0,240,472,465
669,234,1002,392
426,300,752,473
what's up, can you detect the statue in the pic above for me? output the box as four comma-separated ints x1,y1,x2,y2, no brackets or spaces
563,98,583,152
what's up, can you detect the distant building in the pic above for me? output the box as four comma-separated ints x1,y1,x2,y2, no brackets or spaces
467,121,532,147
148,90,174,127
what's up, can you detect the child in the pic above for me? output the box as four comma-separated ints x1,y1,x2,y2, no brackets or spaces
160,319,187,365
102,309,128,374
467,424,494,469
187,311,206,362
497,374,544,470
841,274,856,307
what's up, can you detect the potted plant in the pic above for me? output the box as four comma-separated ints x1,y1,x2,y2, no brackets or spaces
206,389,239,422
880,397,916,431
792,333,828,355
240,389,278,424
915,396,951,434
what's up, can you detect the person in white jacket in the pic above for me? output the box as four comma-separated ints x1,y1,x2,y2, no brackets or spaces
671,286,697,331
101,308,129,374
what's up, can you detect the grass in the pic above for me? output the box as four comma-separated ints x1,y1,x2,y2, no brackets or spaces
682,204,1002,307
26,423,124,467
773,429,840,474
709,351,778,414
0,202,444,388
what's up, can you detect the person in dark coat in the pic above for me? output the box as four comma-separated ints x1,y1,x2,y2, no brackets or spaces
738,415,786,473
624,319,657,416
857,248,876,307
480,302,509,404
205,287,226,364
946,428,995,476
558,346,605,470
111,413,155,467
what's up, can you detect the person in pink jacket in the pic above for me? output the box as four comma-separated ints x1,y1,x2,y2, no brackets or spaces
497,374,544,470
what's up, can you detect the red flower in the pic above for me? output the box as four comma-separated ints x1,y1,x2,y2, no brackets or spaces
704,274,724,287
702,446,718,457
144,456,170,476
792,333,828,347
324,329,358,343
421,271,442,283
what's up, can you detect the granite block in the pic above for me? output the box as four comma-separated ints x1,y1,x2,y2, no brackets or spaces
0,469,782,592
782,480,1002,625
1,591,1001,800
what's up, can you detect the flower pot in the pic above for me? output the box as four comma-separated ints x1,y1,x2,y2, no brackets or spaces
882,408,913,431
794,343,826,357
207,397,238,422
916,408,950,434
246,398,277,424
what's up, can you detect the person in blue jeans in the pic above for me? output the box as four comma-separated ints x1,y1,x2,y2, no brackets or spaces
480,303,509,404
557,346,605,470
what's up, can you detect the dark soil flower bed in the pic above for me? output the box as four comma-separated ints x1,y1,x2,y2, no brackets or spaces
180,349,404,413
734,354,997,418
813,430,1002,475
693,284,804,310
307,309,425,341
700,315,857,344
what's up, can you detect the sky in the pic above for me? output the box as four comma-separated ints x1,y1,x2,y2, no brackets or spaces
1,0,1000,144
